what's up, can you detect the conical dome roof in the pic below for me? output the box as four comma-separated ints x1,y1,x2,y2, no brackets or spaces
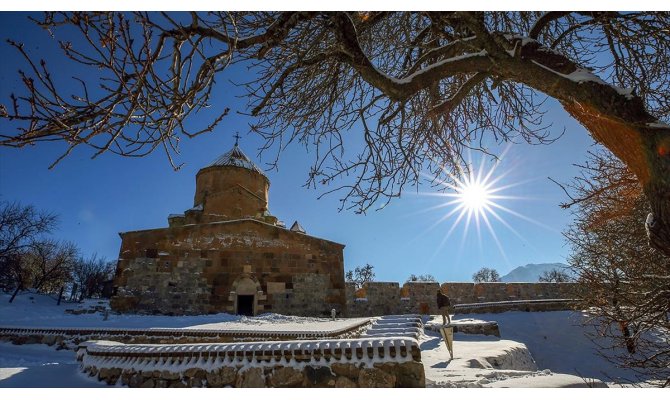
204,144,265,176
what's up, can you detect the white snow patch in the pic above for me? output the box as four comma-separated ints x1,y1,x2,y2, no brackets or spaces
531,61,635,98
0,293,362,334
421,310,663,387
0,342,106,388
647,121,670,129
503,34,538,46
79,336,419,374
387,50,488,85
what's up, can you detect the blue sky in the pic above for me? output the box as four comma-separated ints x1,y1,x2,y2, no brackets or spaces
0,12,598,282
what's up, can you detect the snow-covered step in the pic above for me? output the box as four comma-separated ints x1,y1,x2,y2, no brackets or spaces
364,327,423,336
373,315,422,324
360,315,423,339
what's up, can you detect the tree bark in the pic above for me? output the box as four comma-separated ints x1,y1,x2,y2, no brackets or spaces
9,285,21,303
562,103,670,258
57,286,64,305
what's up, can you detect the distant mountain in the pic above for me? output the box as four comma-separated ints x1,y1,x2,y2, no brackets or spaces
500,263,572,283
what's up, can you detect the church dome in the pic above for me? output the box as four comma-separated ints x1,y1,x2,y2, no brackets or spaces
188,143,270,224
203,144,266,179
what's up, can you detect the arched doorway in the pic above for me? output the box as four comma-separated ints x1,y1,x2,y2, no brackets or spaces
231,275,261,316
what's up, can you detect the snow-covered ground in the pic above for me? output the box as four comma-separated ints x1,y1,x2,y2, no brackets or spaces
0,342,106,388
464,311,638,383
0,292,367,333
0,292,657,388
421,311,644,387
420,331,604,388
422,311,651,387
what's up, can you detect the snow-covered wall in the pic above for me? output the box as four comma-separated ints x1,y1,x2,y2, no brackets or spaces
77,336,425,388
0,317,372,349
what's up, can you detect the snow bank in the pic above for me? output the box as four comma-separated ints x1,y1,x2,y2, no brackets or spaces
421,331,541,387
0,293,369,336
419,330,607,388
72,314,426,387
466,310,643,383
486,371,608,388
0,342,106,388
79,335,421,372
422,310,654,387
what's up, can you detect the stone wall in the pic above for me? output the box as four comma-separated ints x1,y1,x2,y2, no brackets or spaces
272,273,339,316
345,281,578,317
346,282,401,317
192,165,269,225
440,282,578,304
403,282,441,314
78,338,424,388
83,361,425,388
454,299,579,314
110,219,345,317
110,257,212,315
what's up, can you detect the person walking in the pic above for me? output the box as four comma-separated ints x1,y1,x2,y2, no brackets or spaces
436,288,452,325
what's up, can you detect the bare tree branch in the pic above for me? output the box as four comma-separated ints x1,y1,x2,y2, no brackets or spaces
1,11,670,254
563,150,670,385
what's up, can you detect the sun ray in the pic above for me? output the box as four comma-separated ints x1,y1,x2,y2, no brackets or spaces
486,177,538,194
475,207,484,258
426,205,470,264
481,210,511,266
401,195,461,218
417,202,469,237
488,202,560,233
415,148,556,266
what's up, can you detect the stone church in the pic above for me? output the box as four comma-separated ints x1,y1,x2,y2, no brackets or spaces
110,143,346,317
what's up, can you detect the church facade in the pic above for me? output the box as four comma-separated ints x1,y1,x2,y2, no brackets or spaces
110,144,346,317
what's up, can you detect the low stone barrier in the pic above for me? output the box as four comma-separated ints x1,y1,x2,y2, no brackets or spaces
425,320,501,337
0,318,371,349
346,282,579,317
77,337,424,388
454,299,578,314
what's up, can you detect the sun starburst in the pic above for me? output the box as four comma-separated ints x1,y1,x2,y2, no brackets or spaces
409,149,555,265
453,174,494,215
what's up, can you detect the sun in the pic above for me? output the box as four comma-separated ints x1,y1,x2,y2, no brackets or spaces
410,150,551,265
440,159,503,225
457,177,493,214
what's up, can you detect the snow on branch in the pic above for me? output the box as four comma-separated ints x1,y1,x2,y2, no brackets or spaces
530,61,634,98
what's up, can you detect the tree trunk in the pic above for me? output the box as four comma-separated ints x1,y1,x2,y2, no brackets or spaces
619,321,636,354
69,283,78,302
612,292,636,354
9,285,21,303
561,102,670,258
